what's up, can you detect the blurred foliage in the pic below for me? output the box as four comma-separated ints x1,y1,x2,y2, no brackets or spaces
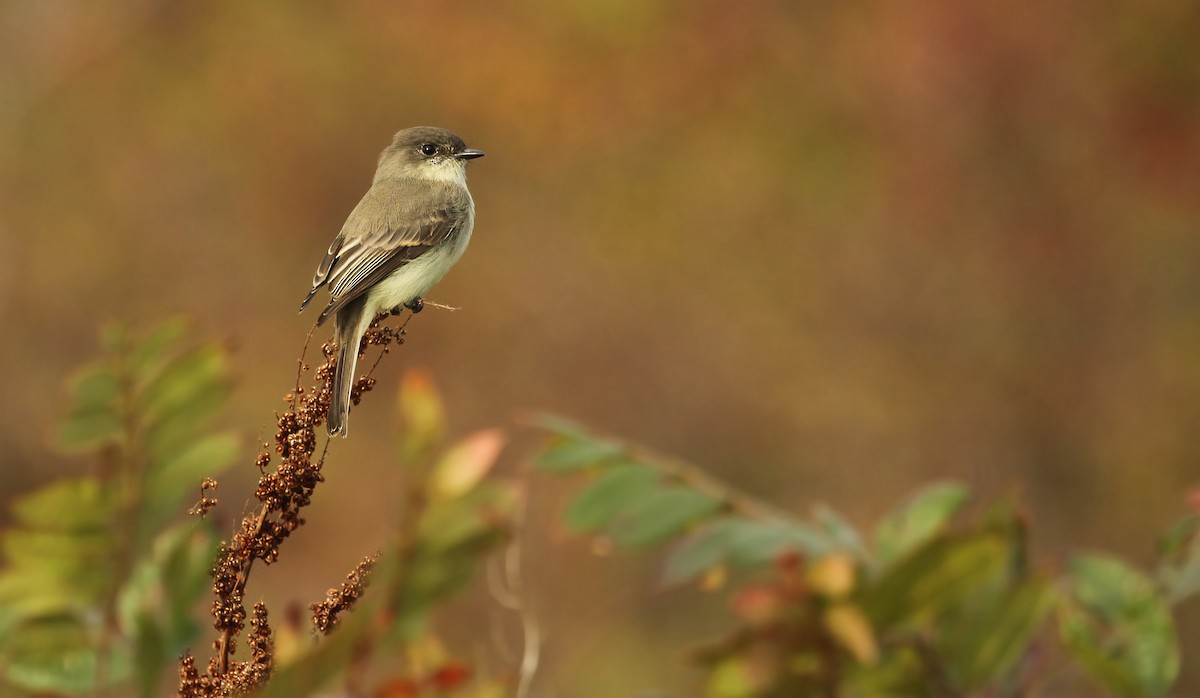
3,3,1200,695
0,324,522,697
0,319,237,696
4,319,1200,697
535,417,1200,697
182,366,520,698
257,370,520,698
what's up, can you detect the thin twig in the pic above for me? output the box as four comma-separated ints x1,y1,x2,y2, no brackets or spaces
626,442,798,524
523,414,798,524
294,323,316,408
217,506,268,673
183,315,408,696
484,490,542,698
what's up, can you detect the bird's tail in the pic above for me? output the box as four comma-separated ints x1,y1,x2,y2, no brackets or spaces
327,298,370,437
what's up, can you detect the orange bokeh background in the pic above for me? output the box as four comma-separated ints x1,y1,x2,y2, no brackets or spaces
2,2,1199,694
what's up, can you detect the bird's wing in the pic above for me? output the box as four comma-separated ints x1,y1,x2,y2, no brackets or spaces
300,181,467,325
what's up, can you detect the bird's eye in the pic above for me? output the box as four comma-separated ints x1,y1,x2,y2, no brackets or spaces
420,143,438,156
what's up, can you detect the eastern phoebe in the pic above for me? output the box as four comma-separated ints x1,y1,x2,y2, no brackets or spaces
300,126,484,436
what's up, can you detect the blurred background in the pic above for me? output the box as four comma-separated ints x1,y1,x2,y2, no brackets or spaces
2,0,1199,694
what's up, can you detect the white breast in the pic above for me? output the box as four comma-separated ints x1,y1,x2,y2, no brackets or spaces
363,202,474,314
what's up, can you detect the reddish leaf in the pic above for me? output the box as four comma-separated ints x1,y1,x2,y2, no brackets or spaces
428,429,506,500
427,661,471,691
374,677,421,698
731,584,787,626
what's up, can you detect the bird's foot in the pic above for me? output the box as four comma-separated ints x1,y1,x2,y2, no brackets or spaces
404,297,425,314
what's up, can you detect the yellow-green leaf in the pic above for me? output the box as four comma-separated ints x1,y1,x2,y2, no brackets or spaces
129,317,188,375
397,369,445,462
1060,553,1178,698
823,602,878,665
143,433,239,532
67,365,120,412
11,478,113,532
874,481,969,568
56,410,124,452
139,344,228,427
863,532,1008,629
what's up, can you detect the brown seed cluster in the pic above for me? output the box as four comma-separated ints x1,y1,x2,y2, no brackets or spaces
311,553,381,635
188,477,220,517
246,603,273,675
179,313,406,697
177,654,221,698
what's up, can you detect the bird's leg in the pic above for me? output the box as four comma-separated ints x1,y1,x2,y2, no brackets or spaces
404,297,425,314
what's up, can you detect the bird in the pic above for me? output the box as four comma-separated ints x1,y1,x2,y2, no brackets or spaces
299,126,484,436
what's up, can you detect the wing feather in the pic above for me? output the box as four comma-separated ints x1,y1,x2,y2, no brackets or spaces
301,180,468,325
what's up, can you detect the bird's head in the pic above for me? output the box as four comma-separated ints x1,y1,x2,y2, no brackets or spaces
377,126,484,184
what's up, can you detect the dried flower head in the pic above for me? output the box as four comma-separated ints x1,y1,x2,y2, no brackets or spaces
188,478,220,517
311,554,380,635
178,312,408,695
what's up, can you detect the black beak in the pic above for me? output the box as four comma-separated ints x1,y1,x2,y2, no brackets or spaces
456,148,485,160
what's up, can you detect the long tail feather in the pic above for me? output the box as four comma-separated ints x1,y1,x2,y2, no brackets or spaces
327,298,369,437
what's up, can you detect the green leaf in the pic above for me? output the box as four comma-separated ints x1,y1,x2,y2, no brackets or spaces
417,483,517,555
404,547,491,622
2,614,98,695
116,522,215,696
662,517,840,586
139,344,228,427
862,531,1009,629
941,577,1056,689
118,521,217,633
397,369,445,463
67,365,121,412
1,613,136,694
529,412,595,441
144,409,210,460
131,612,168,698
56,409,124,452
1161,534,1200,603
157,523,219,634
117,558,159,632
873,481,970,568
129,317,188,376
723,519,837,567
535,436,627,472
608,486,723,548
10,477,112,532
707,656,766,698
142,432,239,533
1156,519,1200,603
3,321,233,698
3,529,115,582
1060,553,1178,698
397,483,518,645
814,503,868,561
145,387,229,456
1158,515,1200,559
564,463,659,533
662,519,740,587
1059,600,1143,697
0,572,96,642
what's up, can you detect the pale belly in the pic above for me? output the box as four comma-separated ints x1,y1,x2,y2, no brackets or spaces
363,220,473,314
